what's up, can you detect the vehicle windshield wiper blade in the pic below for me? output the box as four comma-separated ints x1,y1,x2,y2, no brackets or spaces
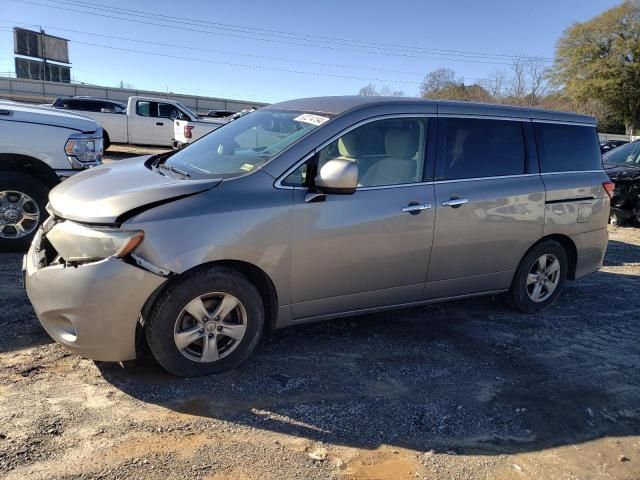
169,165,190,178
152,162,190,178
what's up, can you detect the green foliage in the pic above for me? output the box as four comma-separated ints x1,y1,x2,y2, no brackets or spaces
553,1,640,133
424,83,492,103
420,68,492,102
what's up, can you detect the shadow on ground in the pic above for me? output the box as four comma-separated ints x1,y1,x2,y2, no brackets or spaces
98,267,640,455
604,238,640,266
0,253,51,353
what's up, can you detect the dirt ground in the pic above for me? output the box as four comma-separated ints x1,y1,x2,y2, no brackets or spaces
1,223,639,479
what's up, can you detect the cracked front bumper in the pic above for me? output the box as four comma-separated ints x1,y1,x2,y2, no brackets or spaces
24,229,167,361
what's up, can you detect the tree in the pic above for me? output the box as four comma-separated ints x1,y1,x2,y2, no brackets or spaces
357,84,404,97
527,58,550,106
420,68,492,102
503,56,550,106
507,57,528,102
552,1,640,134
378,85,405,97
358,84,378,96
420,68,459,97
482,69,508,97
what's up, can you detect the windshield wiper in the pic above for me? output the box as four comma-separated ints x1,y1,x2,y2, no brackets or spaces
169,165,190,178
153,162,190,178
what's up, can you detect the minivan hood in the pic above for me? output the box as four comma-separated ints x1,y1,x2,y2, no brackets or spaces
49,156,221,224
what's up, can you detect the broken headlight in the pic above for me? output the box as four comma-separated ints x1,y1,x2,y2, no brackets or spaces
46,220,144,263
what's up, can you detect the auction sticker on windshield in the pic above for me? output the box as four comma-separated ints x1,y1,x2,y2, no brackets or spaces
294,113,330,126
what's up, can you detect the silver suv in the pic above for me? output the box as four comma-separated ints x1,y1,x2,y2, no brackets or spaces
24,96,611,377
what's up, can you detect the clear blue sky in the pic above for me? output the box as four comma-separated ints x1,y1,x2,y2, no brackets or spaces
0,0,622,103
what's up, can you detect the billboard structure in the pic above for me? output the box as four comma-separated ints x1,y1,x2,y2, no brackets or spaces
13,27,71,82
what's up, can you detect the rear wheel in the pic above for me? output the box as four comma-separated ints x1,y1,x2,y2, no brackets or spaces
146,266,264,377
508,239,568,313
103,131,111,150
0,172,49,252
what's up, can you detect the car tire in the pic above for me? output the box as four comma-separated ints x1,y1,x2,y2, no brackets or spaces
103,131,111,151
0,172,49,252
508,239,568,314
146,266,264,377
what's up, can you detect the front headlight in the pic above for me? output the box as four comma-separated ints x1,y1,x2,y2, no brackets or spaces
46,220,144,262
65,130,104,168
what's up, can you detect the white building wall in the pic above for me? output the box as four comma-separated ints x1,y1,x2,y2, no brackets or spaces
0,76,268,113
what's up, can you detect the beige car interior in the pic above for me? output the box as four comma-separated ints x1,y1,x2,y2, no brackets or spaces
319,119,425,187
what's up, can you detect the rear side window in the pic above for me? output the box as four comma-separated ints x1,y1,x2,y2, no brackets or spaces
58,99,80,110
442,118,525,180
80,100,104,112
534,123,602,172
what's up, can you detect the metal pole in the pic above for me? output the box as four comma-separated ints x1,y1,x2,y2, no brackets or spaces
40,27,47,100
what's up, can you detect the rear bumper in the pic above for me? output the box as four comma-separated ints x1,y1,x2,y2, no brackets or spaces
24,230,166,361
571,228,608,279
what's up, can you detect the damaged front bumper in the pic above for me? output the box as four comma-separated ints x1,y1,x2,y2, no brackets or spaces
24,226,167,362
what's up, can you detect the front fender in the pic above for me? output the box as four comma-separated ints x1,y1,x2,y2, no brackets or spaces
124,172,294,306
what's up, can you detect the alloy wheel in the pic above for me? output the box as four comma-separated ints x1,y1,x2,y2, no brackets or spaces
173,292,248,363
526,253,561,303
0,190,40,239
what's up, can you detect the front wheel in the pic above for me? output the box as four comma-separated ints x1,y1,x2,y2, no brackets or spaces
146,266,264,377
508,240,568,314
0,172,49,252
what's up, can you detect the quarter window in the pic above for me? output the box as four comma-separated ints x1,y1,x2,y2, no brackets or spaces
442,118,525,180
61,99,81,110
81,100,104,112
534,123,602,172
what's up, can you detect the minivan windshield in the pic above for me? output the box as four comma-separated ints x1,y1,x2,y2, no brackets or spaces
162,109,332,179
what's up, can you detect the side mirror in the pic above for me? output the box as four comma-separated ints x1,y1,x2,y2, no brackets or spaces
315,158,358,194
100,108,115,113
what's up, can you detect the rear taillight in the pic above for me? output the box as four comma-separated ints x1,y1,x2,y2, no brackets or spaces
603,181,615,199
184,125,194,139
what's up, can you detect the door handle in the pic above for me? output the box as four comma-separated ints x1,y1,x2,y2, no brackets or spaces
441,198,469,208
155,122,164,126
402,202,432,215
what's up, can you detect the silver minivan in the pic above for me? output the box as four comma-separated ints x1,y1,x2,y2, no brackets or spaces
25,96,612,376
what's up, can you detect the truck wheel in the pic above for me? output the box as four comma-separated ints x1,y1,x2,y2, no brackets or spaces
146,266,265,377
103,131,111,150
508,239,568,314
0,172,49,252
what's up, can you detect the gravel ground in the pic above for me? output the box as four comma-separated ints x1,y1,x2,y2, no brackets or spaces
0,222,639,479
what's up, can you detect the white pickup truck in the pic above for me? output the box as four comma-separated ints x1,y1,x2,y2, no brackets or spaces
0,100,103,251
173,114,227,148
50,96,217,148
172,108,256,148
